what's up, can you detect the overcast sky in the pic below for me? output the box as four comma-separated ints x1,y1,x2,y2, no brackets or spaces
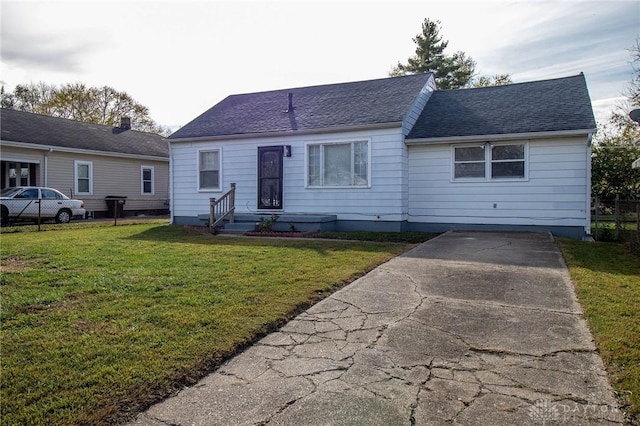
1,0,638,131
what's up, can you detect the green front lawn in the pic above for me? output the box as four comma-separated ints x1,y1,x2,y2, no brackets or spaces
0,224,427,425
559,239,640,424
7,224,635,424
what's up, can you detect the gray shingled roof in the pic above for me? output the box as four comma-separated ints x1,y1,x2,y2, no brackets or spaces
0,109,169,158
407,74,596,140
169,73,433,139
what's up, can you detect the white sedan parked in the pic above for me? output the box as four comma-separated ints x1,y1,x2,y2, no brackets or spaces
0,187,86,225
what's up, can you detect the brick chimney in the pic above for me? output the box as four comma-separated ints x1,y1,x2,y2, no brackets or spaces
120,117,131,130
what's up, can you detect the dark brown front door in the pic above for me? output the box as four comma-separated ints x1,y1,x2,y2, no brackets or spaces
258,146,283,209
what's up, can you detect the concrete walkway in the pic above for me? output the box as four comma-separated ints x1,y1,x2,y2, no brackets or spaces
128,231,624,425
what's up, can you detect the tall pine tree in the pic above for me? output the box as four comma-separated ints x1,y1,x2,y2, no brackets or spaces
391,18,475,89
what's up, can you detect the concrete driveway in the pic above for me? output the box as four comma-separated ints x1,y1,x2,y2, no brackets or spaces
128,231,624,425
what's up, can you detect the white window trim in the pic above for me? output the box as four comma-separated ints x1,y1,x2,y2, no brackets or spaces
74,160,93,195
141,165,155,195
305,139,371,189
197,148,222,192
451,141,528,182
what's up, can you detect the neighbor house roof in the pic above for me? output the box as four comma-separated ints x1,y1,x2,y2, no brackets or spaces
407,74,596,141
169,73,433,139
0,108,169,158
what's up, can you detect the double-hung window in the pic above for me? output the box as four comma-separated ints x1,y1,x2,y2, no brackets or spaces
7,163,30,187
307,140,369,187
453,142,526,180
453,146,486,178
490,144,525,178
141,166,154,195
74,160,93,195
198,149,221,191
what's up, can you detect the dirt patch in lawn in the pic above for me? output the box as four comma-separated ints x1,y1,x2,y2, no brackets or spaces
0,256,31,273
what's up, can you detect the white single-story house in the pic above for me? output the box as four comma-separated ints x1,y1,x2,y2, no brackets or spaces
0,109,170,218
168,73,596,238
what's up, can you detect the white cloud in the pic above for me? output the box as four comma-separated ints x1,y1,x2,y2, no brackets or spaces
0,2,105,73
592,96,626,125
0,0,638,128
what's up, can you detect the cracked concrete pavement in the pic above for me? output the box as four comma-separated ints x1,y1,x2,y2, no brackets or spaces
127,231,624,425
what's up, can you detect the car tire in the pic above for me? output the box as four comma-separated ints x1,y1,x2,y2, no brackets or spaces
55,209,72,224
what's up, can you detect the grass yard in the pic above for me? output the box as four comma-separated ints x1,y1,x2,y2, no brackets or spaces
0,223,429,425
558,239,640,425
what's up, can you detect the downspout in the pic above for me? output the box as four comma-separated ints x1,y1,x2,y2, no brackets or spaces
585,133,593,236
169,143,174,224
44,148,53,187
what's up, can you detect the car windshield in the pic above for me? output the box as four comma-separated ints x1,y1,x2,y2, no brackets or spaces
1,187,25,197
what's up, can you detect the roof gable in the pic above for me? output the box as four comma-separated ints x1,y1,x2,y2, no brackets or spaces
407,74,596,140
170,73,433,139
0,109,168,158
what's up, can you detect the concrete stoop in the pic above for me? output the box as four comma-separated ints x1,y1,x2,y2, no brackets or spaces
203,213,338,234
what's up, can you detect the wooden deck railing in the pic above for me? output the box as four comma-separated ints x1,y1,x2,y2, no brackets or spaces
209,183,236,232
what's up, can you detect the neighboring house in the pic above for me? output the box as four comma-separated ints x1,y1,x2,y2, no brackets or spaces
0,109,169,218
168,73,596,238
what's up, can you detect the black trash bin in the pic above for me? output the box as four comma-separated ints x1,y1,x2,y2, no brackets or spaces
105,196,127,218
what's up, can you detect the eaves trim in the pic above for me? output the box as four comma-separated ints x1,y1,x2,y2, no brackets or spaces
405,128,597,145
169,121,403,143
0,140,169,162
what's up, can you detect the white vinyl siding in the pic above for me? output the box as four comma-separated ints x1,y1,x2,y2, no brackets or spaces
170,128,590,233
74,160,93,195
198,149,221,191
409,137,589,227
170,128,407,222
